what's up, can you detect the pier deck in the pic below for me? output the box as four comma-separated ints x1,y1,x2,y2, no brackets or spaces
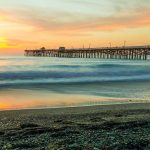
25,46,150,60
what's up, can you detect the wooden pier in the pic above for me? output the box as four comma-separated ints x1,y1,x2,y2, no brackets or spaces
25,46,150,60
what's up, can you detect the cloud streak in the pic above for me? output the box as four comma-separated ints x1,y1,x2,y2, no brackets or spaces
1,7,150,34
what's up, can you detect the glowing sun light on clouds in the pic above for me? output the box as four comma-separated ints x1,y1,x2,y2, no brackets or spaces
0,37,16,49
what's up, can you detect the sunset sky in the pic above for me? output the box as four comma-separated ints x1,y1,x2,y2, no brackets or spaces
0,0,150,54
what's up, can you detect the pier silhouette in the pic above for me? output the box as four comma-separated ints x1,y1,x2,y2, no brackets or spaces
25,46,150,60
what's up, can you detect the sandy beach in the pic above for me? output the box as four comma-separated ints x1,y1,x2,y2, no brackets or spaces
0,103,150,150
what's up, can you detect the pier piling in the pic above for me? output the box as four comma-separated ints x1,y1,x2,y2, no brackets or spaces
25,46,150,60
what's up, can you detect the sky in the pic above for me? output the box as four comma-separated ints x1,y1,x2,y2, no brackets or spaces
0,0,150,54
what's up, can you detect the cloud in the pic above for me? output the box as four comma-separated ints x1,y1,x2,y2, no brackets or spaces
1,5,150,36
0,37,38,50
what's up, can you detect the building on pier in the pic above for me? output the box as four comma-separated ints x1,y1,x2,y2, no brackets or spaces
59,47,65,51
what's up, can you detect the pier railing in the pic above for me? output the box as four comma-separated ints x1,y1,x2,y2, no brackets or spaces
25,46,150,60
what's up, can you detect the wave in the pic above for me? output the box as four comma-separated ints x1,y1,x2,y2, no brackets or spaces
41,63,147,69
0,74,150,88
0,56,150,90
0,69,150,81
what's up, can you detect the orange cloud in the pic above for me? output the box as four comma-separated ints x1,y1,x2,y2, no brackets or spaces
0,37,39,54
1,7,150,34
0,38,17,50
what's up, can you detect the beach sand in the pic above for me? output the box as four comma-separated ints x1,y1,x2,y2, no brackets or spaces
0,103,150,150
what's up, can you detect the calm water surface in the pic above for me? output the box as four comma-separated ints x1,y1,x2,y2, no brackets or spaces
0,55,150,110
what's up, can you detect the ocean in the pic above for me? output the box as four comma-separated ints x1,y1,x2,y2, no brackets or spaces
0,55,150,110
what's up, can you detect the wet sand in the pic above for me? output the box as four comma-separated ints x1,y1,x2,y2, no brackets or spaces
0,103,150,150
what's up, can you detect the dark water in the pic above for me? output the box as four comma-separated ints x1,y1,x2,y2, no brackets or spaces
0,55,150,110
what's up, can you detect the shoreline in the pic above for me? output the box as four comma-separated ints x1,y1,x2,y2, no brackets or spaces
0,101,150,112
